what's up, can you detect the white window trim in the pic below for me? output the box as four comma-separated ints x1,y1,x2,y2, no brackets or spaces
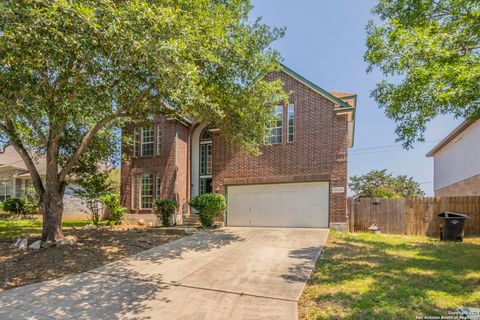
141,126,154,157
140,173,154,209
156,123,162,156
0,180,11,202
265,105,283,145
287,103,295,143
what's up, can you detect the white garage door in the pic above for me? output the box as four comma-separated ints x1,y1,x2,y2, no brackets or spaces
226,182,329,228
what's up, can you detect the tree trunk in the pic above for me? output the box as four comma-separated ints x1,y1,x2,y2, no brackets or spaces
41,190,64,241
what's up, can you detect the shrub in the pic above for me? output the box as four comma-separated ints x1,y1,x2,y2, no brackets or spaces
189,193,226,227
99,193,126,226
155,199,178,227
23,185,40,215
3,197,26,214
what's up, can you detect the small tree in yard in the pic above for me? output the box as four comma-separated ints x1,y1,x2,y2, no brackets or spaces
0,0,285,241
190,193,227,227
74,171,113,226
100,193,127,226
349,169,425,198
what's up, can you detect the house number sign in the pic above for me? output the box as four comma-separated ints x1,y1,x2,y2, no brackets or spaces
331,187,345,193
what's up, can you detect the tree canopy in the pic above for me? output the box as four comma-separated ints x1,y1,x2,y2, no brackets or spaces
365,0,480,147
0,0,285,240
349,169,426,198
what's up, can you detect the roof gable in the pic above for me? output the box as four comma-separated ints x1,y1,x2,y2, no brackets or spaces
280,64,353,109
426,120,475,157
278,64,357,148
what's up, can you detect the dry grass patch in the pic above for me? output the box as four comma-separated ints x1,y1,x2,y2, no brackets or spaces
0,219,185,291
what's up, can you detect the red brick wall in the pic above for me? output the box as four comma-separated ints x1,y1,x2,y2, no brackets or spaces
435,174,480,197
211,71,349,224
120,116,182,215
121,70,350,225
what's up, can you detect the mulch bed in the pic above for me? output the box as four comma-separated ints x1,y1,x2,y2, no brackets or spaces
0,226,186,292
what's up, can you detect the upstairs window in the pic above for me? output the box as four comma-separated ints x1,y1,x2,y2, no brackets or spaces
156,123,162,155
141,126,154,156
265,106,283,144
141,173,154,209
133,128,139,157
288,104,295,142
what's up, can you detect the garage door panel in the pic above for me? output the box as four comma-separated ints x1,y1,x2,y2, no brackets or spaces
227,182,329,228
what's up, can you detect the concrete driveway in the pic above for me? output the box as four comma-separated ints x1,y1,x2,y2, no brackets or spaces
0,227,328,320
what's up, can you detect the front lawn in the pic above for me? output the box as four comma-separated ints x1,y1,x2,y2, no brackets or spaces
300,231,480,320
0,218,90,240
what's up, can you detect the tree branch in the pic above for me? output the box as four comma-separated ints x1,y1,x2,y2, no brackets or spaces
58,87,157,183
58,112,120,183
21,111,48,146
0,121,45,196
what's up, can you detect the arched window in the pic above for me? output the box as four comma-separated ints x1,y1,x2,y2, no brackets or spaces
200,128,213,141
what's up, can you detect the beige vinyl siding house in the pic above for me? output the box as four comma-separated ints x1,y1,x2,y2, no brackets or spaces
0,145,89,220
426,120,480,196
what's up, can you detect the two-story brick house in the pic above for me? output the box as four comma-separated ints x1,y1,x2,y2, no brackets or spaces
120,64,356,230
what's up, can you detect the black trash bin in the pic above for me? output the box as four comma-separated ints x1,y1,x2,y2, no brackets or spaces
437,212,468,241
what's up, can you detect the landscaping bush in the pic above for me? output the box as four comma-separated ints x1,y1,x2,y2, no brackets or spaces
99,193,126,226
2,190,40,217
155,199,178,227
23,185,40,216
189,193,226,227
3,197,26,215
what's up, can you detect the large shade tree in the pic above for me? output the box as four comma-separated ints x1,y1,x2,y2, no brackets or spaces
349,169,425,198
0,0,285,240
365,0,480,147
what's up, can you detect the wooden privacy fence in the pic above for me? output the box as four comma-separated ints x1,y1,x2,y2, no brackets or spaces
347,196,480,236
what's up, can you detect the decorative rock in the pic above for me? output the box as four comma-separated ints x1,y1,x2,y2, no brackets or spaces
29,240,42,250
17,238,28,251
56,239,69,247
148,222,154,227
56,235,77,247
42,241,55,248
212,222,224,229
64,235,77,245
12,237,23,248
137,219,146,226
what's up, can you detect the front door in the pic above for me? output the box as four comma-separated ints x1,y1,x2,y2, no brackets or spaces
199,129,213,195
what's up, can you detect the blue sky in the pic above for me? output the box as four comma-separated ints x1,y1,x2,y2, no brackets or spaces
251,0,462,195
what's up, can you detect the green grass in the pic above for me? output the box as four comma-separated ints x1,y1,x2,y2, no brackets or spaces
300,231,480,320
0,218,91,240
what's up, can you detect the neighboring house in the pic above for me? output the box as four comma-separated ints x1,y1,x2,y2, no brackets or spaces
120,64,357,230
0,145,88,219
427,119,480,196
